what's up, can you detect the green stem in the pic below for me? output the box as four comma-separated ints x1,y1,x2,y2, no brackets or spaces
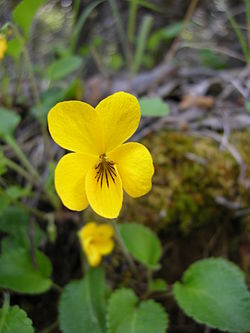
7,22,52,159
4,156,40,186
245,0,250,65
147,268,153,287
0,187,48,221
77,232,88,275
52,283,63,293
38,320,59,333
111,220,139,278
73,0,81,25
108,0,132,69
0,292,10,333
227,10,249,64
127,0,138,43
4,152,59,210
132,14,153,73
5,135,40,181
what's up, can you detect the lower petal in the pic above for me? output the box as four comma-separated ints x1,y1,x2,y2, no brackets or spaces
95,239,114,255
85,245,102,267
109,142,154,198
55,153,97,211
85,166,123,219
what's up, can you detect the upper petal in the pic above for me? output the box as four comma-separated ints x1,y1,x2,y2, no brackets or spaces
85,165,123,219
97,224,114,238
109,142,154,198
48,101,104,155
55,153,97,211
95,92,140,152
81,222,97,239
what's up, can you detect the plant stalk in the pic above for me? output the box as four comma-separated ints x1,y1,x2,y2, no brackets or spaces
4,156,40,186
7,22,52,159
5,135,40,181
111,220,139,279
0,292,10,333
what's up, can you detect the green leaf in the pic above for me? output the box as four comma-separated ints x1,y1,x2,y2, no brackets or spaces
6,185,31,200
31,88,65,118
0,107,20,140
132,15,153,73
107,288,168,333
245,100,250,113
6,38,23,60
0,149,7,176
0,197,9,217
198,49,226,69
173,257,250,332
70,0,103,52
46,56,83,82
139,97,170,117
59,268,106,333
148,278,168,293
0,248,52,294
0,206,46,252
118,223,162,269
0,305,34,333
12,0,45,39
148,22,184,50
32,78,84,119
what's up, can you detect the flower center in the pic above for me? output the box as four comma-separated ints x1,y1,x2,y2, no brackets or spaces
95,154,117,188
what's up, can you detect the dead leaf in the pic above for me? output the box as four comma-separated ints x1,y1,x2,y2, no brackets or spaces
179,95,215,110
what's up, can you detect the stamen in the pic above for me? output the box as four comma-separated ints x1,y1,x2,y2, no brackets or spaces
95,154,117,188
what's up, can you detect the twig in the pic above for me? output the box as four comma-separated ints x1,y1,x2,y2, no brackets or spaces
180,42,245,62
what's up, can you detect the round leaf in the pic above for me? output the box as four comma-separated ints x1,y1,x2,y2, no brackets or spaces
118,223,162,269
0,248,52,294
139,97,169,117
0,108,20,140
59,268,106,333
173,258,250,332
107,288,168,333
0,305,34,333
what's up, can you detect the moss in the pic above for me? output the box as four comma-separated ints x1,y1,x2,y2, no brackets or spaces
118,131,250,234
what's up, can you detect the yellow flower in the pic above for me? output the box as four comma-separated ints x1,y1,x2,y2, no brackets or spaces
48,91,154,218
79,222,114,267
0,35,7,60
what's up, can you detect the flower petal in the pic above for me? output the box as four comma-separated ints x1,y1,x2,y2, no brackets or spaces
81,222,97,239
85,166,123,219
95,92,140,152
55,153,97,211
48,101,104,155
85,244,102,267
95,224,115,255
97,224,114,238
95,239,114,255
109,142,154,198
